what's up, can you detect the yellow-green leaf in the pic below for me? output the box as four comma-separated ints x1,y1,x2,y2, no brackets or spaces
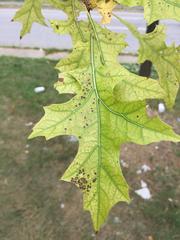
29,24,180,230
27,0,180,231
96,0,117,24
116,0,180,24
13,0,45,37
98,64,165,102
115,16,180,108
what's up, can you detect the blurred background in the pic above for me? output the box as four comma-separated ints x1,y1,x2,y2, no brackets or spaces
0,1,180,239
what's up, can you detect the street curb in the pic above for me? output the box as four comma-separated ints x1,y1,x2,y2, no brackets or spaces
0,47,138,63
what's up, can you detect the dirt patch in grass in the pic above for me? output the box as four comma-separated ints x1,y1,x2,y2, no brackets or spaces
0,57,179,240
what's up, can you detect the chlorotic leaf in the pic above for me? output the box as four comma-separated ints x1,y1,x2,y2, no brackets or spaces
29,18,180,230
13,0,82,37
48,0,84,15
81,0,116,23
27,0,180,232
13,0,46,37
115,16,180,108
51,18,127,70
116,0,180,24
29,62,179,230
98,64,165,102
96,0,117,24
55,71,81,95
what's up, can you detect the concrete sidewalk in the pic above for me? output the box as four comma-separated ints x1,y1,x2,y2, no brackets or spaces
0,47,138,63
0,4,178,62
1,8,179,53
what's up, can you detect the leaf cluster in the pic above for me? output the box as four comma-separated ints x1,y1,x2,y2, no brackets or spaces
10,0,180,231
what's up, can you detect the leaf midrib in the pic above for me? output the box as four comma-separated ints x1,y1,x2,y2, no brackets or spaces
22,0,40,35
90,35,102,228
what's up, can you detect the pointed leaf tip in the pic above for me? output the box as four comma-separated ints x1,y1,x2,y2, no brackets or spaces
13,0,46,37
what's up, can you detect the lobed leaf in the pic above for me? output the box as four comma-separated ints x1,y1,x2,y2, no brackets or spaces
96,0,117,24
98,64,165,102
116,0,180,24
30,9,180,230
13,0,82,37
16,0,180,231
13,0,45,37
115,16,180,108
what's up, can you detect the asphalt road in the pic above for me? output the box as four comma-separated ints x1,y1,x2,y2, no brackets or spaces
0,8,179,53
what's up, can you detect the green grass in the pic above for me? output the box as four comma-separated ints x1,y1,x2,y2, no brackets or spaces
0,57,71,116
142,169,180,240
0,56,77,240
0,56,179,240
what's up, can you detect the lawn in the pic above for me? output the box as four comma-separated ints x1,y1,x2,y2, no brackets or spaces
0,56,179,240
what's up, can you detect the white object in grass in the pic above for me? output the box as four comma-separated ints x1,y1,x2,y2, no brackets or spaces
141,164,151,172
136,164,151,174
135,180,152,200
120,159,129,168
25,122,33,127
141,180,147,188
34,86,45,93
68,136,78,143
60,203,65,209
177,117,180,122
135,187,152,200
158,102,166,113
113,216,120,224
136,169,142,174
